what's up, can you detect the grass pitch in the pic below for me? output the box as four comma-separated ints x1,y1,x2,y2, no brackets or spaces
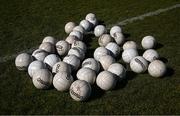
0,0,180,114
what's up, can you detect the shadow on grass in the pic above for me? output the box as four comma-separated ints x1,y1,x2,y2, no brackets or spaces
83,33,95,48
115,51,123,61
137,49,144,56
125,70,138,80
164,67,175,77
89,84,105,101
71,70,78,80
123,33,131,40
83,33,96,58
114,71,138,90
156,42,164,49
114,79,128,90
159,57,168,63
85,48,95,58
46,84,55,90
97,20,106,26
166,67,175,76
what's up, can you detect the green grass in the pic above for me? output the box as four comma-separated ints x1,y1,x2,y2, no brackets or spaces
0,0,180,114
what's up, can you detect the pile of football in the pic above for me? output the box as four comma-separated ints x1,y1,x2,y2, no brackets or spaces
15,13,167,101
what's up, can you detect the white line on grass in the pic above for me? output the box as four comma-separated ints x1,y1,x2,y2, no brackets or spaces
0,47,37,63
109,4,180,26
0,4,179,63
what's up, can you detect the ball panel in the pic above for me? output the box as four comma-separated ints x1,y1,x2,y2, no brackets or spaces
70,80,91,101
148,60,166,77
32,69,53,89
130,56,148,73
94,47,110,61
53,71,73,91
108,63,126,80
15,53,33,70
96,71,116,91
94,25,107,37
122,49,138,63
82,58,100,73
77,67,96,84
65,22,76,34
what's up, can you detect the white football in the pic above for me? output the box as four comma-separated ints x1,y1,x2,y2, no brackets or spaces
148,60,166,78
141,36,156,49
123,41,138,50
98,34,113,47
81,58,100,73
96,71,116,91
71,40,87,53
130,56,148,73
122,48,139,63
73,26,85,34
56,40,70,56
107,63,126,81
39,42,55,53
32,69,53,89
110,26,122,38
143,49,159,62
77,67,96,85
32,49,48,61
63,55,81,71
105,42,121,57
44,54,61,69
79,20,91,31
65,35,79,45
42,36,56,45
15,53,33,71
113,32,125,45
99,55,115,70
65,22,76,34
94,25,107,37
28,60,46,78
52,61,72,74
53,71,74,91
69,31,83,41
70,80,91,101
93,47,110,61
68,48,85,61
85,13,97,26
